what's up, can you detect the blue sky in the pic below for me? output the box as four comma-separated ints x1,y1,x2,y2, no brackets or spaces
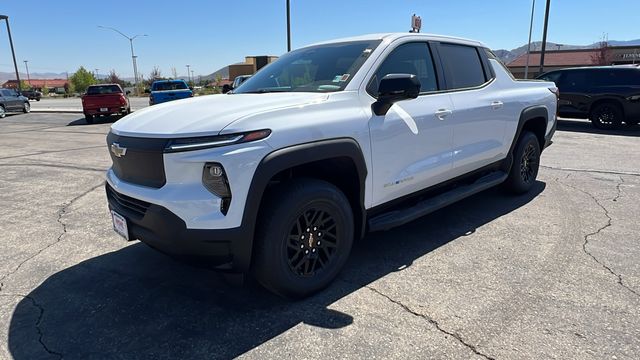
0,0,638,78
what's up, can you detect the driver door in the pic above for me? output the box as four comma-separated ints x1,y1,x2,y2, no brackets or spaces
366,42,454,207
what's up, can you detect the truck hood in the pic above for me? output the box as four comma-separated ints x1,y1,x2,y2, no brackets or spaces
111,93,329,138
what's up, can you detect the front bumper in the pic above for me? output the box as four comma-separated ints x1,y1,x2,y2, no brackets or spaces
106,183,246,269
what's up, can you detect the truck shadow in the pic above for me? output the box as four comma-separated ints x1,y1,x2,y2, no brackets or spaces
8,182,544,359
67,115,124,126
557,119,640,137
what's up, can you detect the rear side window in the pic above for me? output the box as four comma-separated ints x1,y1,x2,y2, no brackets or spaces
86,85,122,95
439,43,487,89
560,70,589,92
618,69,640,86
538,71,563,84
367,42,438,96
152,81,188,91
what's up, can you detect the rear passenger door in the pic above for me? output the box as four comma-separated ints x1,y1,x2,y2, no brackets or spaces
556,69,590,116
436,42,507,175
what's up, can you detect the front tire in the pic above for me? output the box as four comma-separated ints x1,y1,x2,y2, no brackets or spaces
253,178,354,299
23,102,30,113
0,105,5,118
504,131,540,194
590,102,623,129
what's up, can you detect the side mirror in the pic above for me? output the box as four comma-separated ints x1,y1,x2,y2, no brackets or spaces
144,89,151,94
189,86,194,91
125,90,131,95
222,84,232,94
372,74,421,116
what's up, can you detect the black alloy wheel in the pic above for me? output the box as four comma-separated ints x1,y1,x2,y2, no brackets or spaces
591,102,623,129
286,207,339,277
504,131,540,194
253,178,354,298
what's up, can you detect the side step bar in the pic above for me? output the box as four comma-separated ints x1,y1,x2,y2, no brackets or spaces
368,171,508,232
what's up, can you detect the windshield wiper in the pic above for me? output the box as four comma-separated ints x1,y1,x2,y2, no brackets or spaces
240,88,291,94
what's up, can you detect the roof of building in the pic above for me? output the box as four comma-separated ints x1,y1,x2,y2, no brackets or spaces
2,79,68,87
508,49,600,67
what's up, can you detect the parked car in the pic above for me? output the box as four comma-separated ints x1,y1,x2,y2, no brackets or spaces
537,65,640,129
0,88,30,118
81,84,131,124
148,79,193,106
21,89,42,101
105,33,557,298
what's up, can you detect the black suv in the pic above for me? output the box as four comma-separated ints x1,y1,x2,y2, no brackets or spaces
21,89,42,101
537,65,640,129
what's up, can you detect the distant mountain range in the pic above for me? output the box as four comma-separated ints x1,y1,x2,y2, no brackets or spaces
3,39,639,82
494,39,640,64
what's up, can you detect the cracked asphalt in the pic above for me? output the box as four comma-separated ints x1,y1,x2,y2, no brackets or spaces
1,114,639,359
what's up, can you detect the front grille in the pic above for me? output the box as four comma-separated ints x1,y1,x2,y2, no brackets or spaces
106,184,151,219
107,132,168,188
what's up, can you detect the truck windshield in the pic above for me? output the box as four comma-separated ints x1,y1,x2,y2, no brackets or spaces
86,85,122,95
234,40,381,94
152,81,188,91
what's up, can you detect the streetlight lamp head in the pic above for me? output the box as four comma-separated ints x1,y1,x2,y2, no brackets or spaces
0,15,8,20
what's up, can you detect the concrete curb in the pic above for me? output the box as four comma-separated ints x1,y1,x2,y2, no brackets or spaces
31,109,83,113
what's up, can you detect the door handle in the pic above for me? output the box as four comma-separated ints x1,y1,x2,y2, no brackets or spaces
435,109,452,120
491,101,504,109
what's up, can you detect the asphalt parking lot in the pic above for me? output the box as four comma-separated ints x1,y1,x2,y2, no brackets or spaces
1,113,639,359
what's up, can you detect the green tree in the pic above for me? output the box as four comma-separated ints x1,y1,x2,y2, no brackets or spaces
20,80,31,90
41,81,49,96
69,66,97,93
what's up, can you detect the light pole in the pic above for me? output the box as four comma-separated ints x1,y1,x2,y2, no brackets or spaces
538,0,551,75
191,70,195,85
186,65,191,84
94,68,99,80
0,15,22,92
524,0,536,79
286,0,291,52
23,60,31,87
98,25,147,95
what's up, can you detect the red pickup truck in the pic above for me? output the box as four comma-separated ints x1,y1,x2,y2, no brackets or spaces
81,84,131,124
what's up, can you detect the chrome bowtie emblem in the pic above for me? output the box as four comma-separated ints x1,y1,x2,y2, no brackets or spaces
110,143,127,157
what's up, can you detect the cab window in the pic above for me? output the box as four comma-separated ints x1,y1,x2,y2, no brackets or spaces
367,42,438,96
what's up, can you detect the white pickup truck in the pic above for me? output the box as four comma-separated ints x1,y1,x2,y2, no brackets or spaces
105,33,557,298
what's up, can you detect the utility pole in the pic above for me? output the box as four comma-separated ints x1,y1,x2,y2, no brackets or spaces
524,0,536,79
98,26,147,95
0,15,22,92
538,0,551,75
286,0,291,52
23,60,31,87
186,65,191,84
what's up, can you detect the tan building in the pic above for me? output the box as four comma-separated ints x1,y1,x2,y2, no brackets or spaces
508,45,640,79
228,56,278,80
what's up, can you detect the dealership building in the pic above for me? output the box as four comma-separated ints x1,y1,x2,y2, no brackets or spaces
507,45,640,78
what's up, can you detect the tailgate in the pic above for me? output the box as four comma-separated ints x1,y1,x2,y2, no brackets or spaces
152,90,192,102
83,94,124,108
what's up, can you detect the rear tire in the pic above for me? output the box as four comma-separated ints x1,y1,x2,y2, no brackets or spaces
84,114,94,124
590,102,623,129
253,178,354,299
504,132,540,194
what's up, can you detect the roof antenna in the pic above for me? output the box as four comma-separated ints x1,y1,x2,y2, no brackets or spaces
410,14,422,33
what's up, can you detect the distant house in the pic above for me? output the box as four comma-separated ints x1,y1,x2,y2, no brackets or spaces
2,79,69,92
508,45,640,78
228,56,278,80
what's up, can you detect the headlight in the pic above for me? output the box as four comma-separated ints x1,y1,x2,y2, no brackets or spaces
165,129,271,153
203,162,231,214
